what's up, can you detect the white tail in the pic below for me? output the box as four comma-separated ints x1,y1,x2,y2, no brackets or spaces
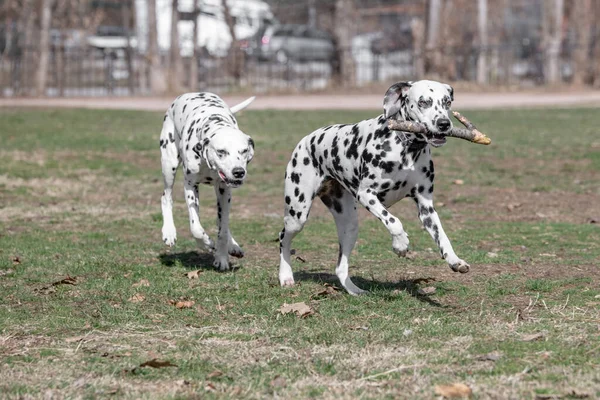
229,96,256,114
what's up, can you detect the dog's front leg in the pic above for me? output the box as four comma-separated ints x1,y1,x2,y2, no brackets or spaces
213,183,234,271
413,190,469,273
184,178,215,251
357,189,410,256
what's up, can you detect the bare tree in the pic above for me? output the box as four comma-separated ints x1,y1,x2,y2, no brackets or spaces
332,0,356,87
221,0,243,85
36,0,54,97
544,0,564,84
411,17,425,78
189,1,201,91
148,0,167,94
168,0,183,92
476,0,488,84
570,0,592,85
425,0,442,77
121,0,136,94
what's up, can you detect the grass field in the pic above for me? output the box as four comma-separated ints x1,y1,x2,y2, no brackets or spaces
1,106,599,399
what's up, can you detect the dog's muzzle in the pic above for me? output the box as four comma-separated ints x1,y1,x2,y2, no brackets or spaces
218,168,246,188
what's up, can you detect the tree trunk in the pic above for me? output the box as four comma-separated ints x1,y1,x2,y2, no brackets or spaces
189,3,200,91
425,0,443,78
476,0,488,84
332,0,356,87
221,0,243,85
571,0,592,86
121,0,136,95
168,0,183,92
148,0,167,95
544,0,564,84
36,0,54,97
411,18,425,78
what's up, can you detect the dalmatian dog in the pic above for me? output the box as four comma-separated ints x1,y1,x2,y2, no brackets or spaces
278,80,470,295
160,92,255,271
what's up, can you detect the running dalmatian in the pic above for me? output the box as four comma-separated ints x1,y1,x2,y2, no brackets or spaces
278,80,470,295
160,92,255,271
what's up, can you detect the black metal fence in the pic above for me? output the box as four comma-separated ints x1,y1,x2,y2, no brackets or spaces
0,44,574,97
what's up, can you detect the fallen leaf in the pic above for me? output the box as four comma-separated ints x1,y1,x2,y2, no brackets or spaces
204,382,217,392
486,252,498,258
521,332,545,342
417,286,436,295
434,382,472,398
129,293,145,303
52,276,77,286
278,302,314,318
453,179,464,185
568,389,590,399
185,270,202,279
350,325,369,331
207,370,223,379
311,283,340,299
0,268,14,276
507,203,522,212
475,351,502,362
270,375,287,388
169,300,195,309
65,336,85,343
12,256,21,265
405,251,417,260
139,359,178,369
435,201,445,207
132,279,150,288
230,386,243,396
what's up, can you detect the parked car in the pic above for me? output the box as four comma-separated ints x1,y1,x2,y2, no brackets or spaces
247,24,335,64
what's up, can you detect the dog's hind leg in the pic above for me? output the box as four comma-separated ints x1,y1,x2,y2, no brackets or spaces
321,182,366,295
160,114,180,246
278,150,322,287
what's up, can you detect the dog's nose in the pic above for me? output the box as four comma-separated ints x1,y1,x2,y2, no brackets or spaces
232,167,246,179
436,118,451,132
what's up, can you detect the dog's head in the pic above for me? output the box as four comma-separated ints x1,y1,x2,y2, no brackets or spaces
199,127,254,188
383,80,454,147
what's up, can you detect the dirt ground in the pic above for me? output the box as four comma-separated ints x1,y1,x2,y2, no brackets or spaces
2,89,600,111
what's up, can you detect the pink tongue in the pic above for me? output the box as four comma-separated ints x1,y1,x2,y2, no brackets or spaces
219,171,227,181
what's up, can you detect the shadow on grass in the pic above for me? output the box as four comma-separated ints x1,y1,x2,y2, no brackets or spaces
159,251,214,270
158,251,243,272
295,271,445,307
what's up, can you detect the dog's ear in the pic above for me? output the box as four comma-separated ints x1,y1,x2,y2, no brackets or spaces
246,137,255,163
384,82,412,119
445,84,454,101
201,138,213,169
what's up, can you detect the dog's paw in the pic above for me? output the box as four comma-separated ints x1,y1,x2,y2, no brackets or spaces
392,233,410,257
279,275,295,287
162,226,177,247
213,255,230,271
450,259,470,274
228,242,244,258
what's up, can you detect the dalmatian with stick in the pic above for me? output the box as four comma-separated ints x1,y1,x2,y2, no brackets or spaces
160,92,255,271
278,80,470,295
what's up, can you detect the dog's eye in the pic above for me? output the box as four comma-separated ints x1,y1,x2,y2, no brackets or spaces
418,100,427,108
445,101,452,108
216,149,228,158
240,148,248,155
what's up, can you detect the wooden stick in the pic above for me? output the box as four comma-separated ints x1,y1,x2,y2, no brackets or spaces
451,111,491,145
387,113,492,145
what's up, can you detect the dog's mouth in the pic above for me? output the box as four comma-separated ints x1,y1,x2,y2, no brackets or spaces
218,170,244,188
428,135,447,147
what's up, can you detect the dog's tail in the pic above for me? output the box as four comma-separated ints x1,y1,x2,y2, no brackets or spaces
229,96,256,114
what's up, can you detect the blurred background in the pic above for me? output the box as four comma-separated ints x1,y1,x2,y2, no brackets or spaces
0,0,598,97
